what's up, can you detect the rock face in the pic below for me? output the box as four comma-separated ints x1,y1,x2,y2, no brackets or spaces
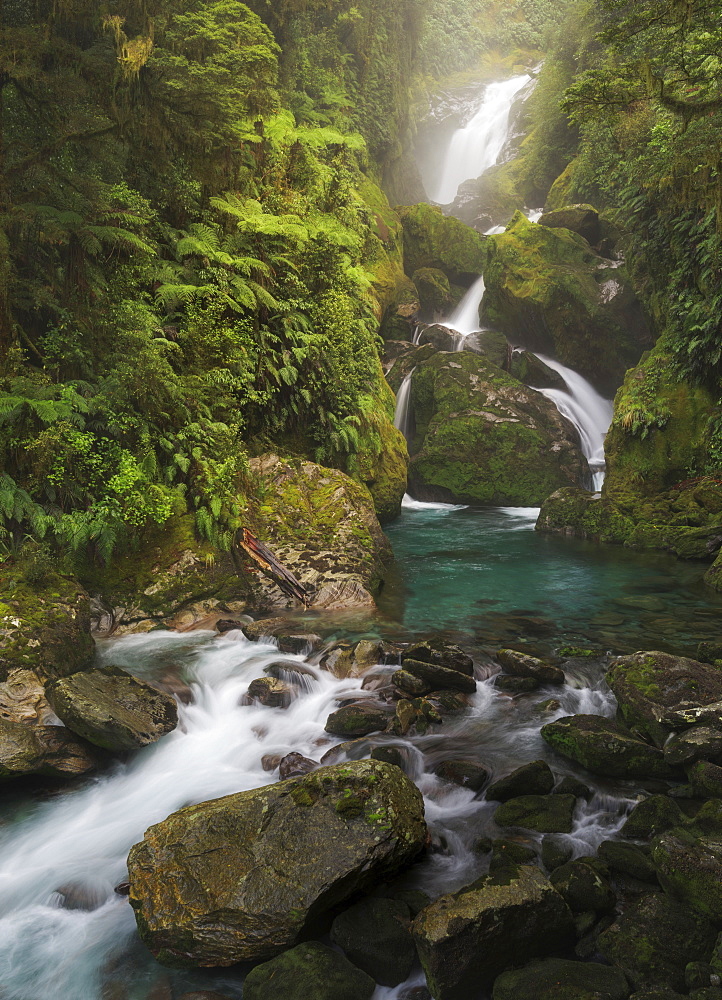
243,942,375,1000
389,347,587,505
0,718,98,781
411,865,574,999
607,651,722,746
242,454,393,610
484,212,651,395
128,760,426,967
46,666,178,752
541,714,678,779
397,203,488,284
0,568,93,681
492,957,629,1000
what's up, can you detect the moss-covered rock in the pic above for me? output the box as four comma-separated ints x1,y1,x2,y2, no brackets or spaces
324,703,392,737
494,794,576,833
621,794,686,840
243,942,375,1000
411,865,574,999
0,718,99,782
688,760,722,798
413,267,456,319
549,857,616,914
492,958,630,1000
705,550,722,592
387,348,586,505
541,714,678,780
652,829,722,922
243,454,393,609
128,759,426,966
597,892,716,990
487,760,555,801
330,897,415,987
538,205,601,245
509,350,566,390
483,212,651,394
597,840,658,883
664,726,722,767
607,651,722,746
397,203,488,285
46,665,178,752
497,649,565,685
0,567,93,682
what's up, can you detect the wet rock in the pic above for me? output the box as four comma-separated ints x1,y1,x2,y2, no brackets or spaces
320,643,356,678
549,857,616,913
492,957,629,1000
496,675,540,693
494,794,575,833
398,987,432,1000
261,753,282,772
0,718,98,781
497,649,565,685
0,668,54,724
541,715,677,780
686,964,720,991
665,727,722,766
434,758,490,792
597,841,657,883
400,658,476,694
402,640,473,675
541,835,574,872
370,745,408,771
393,699,417,736
554,775,592,799
597,892,715,990
353,639,385,671
278,752,317,779
539,204,601,244
46,666,178,752
508,350,566,391
621,795,685,839
242,618,323,654
699,642,722,665
487,760,555,801
215,618,248,634
247,676,293,708
242,942,375,1000
416,323,462,353
411,865,574,998
53,881,107,911
489,839,537,873
392,669,433,696
324,702,392,737
330,897,415,986
607,651,722,747
628,992,687,1000
128,759,426,966
652,829,722,921
264,660,317,685
690,991,722,1000
688,759,722,797
398,203,488,285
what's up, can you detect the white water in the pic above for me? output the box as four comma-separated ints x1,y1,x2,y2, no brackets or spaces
393,368,415,441
533,354,614,491
401,494,468,512
431,75,531,205
444,275,486,341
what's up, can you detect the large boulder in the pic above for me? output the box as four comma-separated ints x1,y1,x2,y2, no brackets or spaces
0,718,98,781
128,760,426,966
607,651,722,747
651,829,722,922
538,205,601,245
492,957,630,1000
411,865,574,999
397,203,488,285
243,942,375,1000
541,714,678,780
46,666,178,752
330,897,416,986
597,892,716,990
390,348,587,505
494,794,576,834
0,567,93,681
484,212,651,395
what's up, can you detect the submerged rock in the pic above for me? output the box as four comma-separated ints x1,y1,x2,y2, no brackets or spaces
492,957,629,1000
46,666,178,752
607,651,722,746
128,759,426,966
242,942,375,1000
541,714,678,779
331,897,415,986
0,718,98,781
411,865,574,999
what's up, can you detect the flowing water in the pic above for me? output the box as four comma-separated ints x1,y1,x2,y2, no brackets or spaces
531,354,614,490
445,276,486,343
427,75,532,205
393,369,415,440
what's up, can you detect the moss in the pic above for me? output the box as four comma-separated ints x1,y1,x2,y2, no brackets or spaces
397,203,488,284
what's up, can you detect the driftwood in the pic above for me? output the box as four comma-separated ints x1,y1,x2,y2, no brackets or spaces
235,528,312,606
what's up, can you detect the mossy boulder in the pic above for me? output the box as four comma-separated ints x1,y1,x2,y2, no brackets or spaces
597,892,716,991
538,205,601,245
128,759,426,967
688,760,722,798
621,795,686,840
652,829,722,922
664,726,722,767
0,567,93,682
402,639,473,673
389,348,586,505
378,272,420,342
243,942,375,1000
330,897,415,986
607,651,722,747
413,267,456,319
497,649,565,685
706,550,722,592
243,454,393,610
492,958,630,1000
487,760,555,801
541,714,677,780
397,202,488,285
483,212,650,394
0,718,99,781
509,350,566,390
411,865,574,999
597,841,658,883
324,703,392,737
494,793,576,833
549,857,616,914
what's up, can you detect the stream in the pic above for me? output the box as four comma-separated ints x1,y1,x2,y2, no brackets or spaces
3,71,722,1000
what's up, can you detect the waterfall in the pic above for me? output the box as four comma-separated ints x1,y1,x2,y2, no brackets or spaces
532,354,614,491
430,75,531,205
445,276,486,342
394,368,415,440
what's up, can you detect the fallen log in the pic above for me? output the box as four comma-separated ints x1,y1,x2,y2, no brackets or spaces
234,528,312,606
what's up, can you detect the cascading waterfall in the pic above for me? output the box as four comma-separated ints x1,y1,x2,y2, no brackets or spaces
444,275,486,346
532,353,614,491
393,368,415,440
430,75,531,205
